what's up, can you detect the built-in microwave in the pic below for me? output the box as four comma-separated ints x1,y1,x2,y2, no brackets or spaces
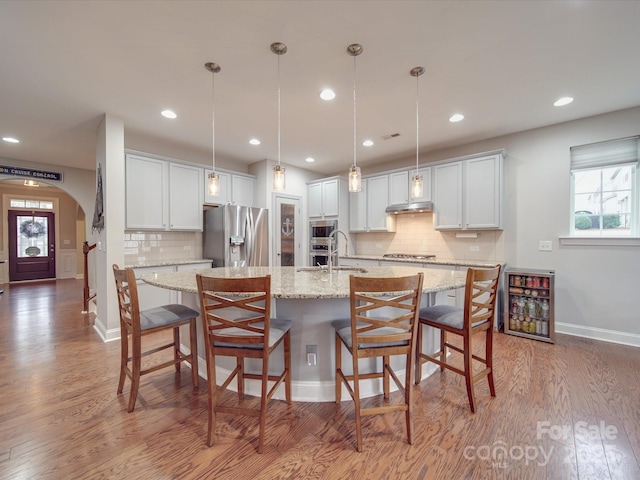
309,252,337,267
309,219,337,239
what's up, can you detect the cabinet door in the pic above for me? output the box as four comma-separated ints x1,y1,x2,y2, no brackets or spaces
465,155,502,229
169,163,203,230
308,182,324,218
126,155,166,230
349,179,367,232
231,175,255,206
203,170,230,205
322,179,339,217
434,162,463,229
388,171,409,205
410,166,432,202
367,175,392,231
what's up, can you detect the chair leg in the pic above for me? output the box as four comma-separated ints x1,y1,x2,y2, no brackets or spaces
173,327,181,373
486,329,496,397
335,333,342,403
463,334,476,413
237,357,244,399
383,355,390,401
415,321,423,385
190,319,199,388
440,329,447,371
117,331,128,394
405,352,414,445
284,331,292,404
206,350,217,447
257,353,269,454
352,350,363,452
128,336,142,412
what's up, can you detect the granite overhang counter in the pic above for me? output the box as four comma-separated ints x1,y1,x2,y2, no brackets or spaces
143,265,466,402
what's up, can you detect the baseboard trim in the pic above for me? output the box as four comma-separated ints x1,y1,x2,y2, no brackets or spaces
556,322,640,348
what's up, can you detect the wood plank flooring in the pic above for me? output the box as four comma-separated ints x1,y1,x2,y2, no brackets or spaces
1,279,639,479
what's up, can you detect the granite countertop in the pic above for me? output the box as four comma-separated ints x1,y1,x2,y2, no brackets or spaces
125,259,213,269
341,254,501,268
142,265,467,299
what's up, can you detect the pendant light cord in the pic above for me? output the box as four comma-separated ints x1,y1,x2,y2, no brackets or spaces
277,52,281,167
211,70,216,172
353,53,357,168
415,72,419,176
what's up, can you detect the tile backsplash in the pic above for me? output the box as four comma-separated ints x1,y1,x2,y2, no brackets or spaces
124,231,202,265
354,213,504,262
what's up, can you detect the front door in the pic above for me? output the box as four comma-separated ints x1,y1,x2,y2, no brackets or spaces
8,210,56,281
274,195,302,266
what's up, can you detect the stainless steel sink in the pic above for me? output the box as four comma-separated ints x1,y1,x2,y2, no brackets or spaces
296,266,368,274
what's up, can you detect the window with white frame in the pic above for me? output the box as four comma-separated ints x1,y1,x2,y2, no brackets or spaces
570,136,638,236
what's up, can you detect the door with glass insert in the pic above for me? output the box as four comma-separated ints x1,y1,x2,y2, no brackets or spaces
8,210,56,281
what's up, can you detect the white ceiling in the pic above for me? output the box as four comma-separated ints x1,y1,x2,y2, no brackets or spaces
1,1,640,176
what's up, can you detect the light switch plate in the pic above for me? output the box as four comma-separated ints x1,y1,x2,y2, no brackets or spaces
539,240,552,251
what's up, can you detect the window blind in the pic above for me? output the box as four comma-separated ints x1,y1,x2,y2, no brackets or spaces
570,136,639,170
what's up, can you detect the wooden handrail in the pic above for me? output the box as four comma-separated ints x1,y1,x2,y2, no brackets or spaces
82,241,97,313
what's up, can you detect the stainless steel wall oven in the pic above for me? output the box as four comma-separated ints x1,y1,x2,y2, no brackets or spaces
309,219,337,266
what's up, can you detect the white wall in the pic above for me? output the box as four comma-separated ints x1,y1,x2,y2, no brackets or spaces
369,106,640,345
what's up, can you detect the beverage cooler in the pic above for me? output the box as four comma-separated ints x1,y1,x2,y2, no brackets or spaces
504,268,555,343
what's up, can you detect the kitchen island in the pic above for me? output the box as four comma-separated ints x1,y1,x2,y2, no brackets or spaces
143,265,466,402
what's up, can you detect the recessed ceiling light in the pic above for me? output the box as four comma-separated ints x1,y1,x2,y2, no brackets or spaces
305,157,315,163
2,137,20,143
449,113,464,123
249,138,261,146
161,110,177,119
362,139,374,147
319,88,336,101
554,97,574,107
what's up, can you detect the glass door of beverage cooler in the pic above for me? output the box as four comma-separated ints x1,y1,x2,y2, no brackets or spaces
504,268,555,343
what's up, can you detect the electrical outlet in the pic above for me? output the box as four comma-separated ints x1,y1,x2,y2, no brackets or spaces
539,240,552,252
306,345,317,366
470,245,480,252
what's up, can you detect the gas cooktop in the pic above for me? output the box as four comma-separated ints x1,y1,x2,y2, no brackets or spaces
382,253,436,260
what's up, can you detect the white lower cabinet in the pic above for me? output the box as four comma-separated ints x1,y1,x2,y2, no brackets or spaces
133,266,177,311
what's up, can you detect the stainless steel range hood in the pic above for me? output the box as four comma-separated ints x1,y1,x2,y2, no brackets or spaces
385,201,434,214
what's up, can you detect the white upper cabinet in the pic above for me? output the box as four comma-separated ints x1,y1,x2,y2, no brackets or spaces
308,177,340,218
349,174,396,232
434,153,504,230
388,171,409,205
433,162,463,229
125,153,203,231
203,170,255,206
168,163,203,230
126,155,166,230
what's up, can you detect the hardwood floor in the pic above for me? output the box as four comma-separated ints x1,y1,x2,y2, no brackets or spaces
1,279,639,479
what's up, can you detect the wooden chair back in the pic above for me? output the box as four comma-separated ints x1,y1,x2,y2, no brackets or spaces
462,265,501,332
349,274,424,356
113,265,141,333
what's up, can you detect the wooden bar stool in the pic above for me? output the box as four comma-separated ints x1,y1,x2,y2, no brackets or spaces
332,273,423,452
196,274,291,453
112,264,199,412
415,265,501,413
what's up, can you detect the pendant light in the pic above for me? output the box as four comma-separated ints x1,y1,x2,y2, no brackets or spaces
205,62,221,196
347,43,363,193
410,66,425,199
271,42,287,192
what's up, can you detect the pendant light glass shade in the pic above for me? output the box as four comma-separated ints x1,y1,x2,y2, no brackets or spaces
410,66,425,200
205,62,221,196
347,44,363,193
271,42,287,192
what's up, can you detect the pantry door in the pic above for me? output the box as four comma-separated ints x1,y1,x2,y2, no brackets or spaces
8,210,56,281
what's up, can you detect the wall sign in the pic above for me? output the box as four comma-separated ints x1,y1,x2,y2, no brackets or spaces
0,164,63,182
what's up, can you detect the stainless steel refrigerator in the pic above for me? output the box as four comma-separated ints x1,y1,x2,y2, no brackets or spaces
203,205,269,267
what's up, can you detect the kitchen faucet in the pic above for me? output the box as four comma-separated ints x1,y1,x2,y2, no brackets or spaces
327,229,349,273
